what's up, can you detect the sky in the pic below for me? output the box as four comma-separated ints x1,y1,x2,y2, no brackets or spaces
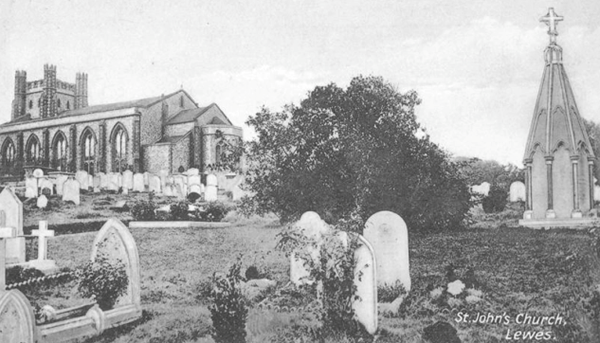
2,0,600,166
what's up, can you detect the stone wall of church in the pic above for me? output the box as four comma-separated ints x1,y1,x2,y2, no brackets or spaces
142,143,171,174
171,133,191,173
165,122,193,137
200,125,243,168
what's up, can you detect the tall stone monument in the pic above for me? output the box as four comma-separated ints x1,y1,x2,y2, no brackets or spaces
520,8,597,227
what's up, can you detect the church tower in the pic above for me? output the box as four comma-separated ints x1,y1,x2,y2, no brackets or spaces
521,8,596,225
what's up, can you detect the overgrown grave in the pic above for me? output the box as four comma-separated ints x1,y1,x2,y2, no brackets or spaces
0,218,142,343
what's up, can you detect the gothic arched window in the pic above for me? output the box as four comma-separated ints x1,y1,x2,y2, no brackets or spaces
29,100,33,109
66,101,70,110
26,135,40,165
57,99,61,108
112,125,128,172
52,132,67,171
81,129,96,174
1,139,16,172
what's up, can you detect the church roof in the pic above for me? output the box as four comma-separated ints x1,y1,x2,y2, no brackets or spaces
60,94,165,117
523,8,595,161
167,105,214,125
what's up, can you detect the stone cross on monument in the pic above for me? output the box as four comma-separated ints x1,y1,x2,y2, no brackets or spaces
540,7,563,43
28,221,58,273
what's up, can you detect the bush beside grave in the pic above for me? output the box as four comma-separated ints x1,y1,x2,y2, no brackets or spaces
209,259,248,343
77,253,129,310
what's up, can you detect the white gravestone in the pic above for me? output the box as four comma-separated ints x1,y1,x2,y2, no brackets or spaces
122,170,134,190
98,172,108,189
55,175,69,195
32,168,44,178
353,235,378,335
149,175,162,194
0,285,37,343
27,221,58,273
188,184,202,196
143,172,150,187
76,170,89,190
363,211,411,292
25,177,38,198
186,168,199,176
509,181,526,202
109,173,120,191
93,175,101,191
36,195,48,209
133,173,145,192
0,187,25,264
62,179,81,205
290,212,331,286
205,174,218,201
472,182,491,196
163,184,174,197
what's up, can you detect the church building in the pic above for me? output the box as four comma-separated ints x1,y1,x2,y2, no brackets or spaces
0,65,243,177
521,8,596,227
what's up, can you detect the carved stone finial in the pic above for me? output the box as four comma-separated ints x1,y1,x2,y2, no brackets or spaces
540,8,563,44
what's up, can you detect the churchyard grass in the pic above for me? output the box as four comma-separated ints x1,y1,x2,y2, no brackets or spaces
22,208,600,342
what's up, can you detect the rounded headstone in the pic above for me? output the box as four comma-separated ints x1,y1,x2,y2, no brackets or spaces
37,195,48,209
33,169,44,178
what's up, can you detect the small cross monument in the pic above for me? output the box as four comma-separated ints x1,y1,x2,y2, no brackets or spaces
28,221,58,274
540,7,563,43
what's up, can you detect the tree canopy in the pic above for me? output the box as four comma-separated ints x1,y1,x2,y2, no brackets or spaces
241,76,473,231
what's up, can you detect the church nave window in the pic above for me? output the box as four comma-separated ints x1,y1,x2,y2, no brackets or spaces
82,130,96,174
53,133,67,171
1,139,16,173
112,126,128,172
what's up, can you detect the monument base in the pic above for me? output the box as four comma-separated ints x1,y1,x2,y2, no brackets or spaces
519,216,599,229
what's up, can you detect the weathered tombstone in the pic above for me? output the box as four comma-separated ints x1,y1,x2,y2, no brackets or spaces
143,172,150,187
149,175,162,194
108,173,119,189
40,179,54,195
91,218,141,312
117,174,123,188
0,286,37,343
96,172,107,189
25,177,38,198
27,221,58,273
0,187,25,264
159,170,169,190
36,195,48,209
122,170,134,190
55,175,69,195
133,173,145,192
76,170,89,190
352,235,378,335
174,183,186,200
472,182,491,196
509,181,526,202
205,173,218,201
93,175,101,190
188,174,201,188
62,178,81,205
363,211,411,292
290,212,331,285
188,184,202,196
164,184,174,197
186,168,199,176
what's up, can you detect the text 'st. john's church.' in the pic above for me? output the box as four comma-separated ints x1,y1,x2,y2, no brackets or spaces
0,65,243,177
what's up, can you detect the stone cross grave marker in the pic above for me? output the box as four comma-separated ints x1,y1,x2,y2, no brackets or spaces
205,174,218,201
28,221,58,273
133,173,145,192
353,235,378,335
364,211,410,293
0,187,25,264
509,181,526,202
290,211,331,285
62,178,81,205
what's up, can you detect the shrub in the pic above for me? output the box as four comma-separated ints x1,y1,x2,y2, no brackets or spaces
245,266,260,280
378,281,407,303
196,201,229,222
209,259,248,343
482,184,508,213
170,201,190,221
187,192,202,203
131,200,156,221
77,253,129,310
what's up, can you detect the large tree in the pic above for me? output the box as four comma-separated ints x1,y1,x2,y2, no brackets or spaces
241,76,472,231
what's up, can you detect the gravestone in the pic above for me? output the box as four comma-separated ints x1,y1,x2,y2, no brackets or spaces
509,181,526,202
290,212,331,285
133,173,145,192
0,187,25,264
33,168,44,178
186,168,199,176
188,184,202,196
109,173,120,190
25,177,38,198
143,172,150,187
149,175,162,194
98,172,108,189
595,184,600,202
159,170,169,190
40,179,54,195
62,179,81,205
88,174,94,189
118,174,123,188
91,218,141,311
352,235,378,335
0,288,37,343
27,221,58,273
363,211,411,292
93,175,101,190
36,195,48,209
76,170,89,190
173,175,187,194
122,170,134,190
164,184,174,197
55,175,69,195
472,182,491,196
188,174,201,188
205,174,218,201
